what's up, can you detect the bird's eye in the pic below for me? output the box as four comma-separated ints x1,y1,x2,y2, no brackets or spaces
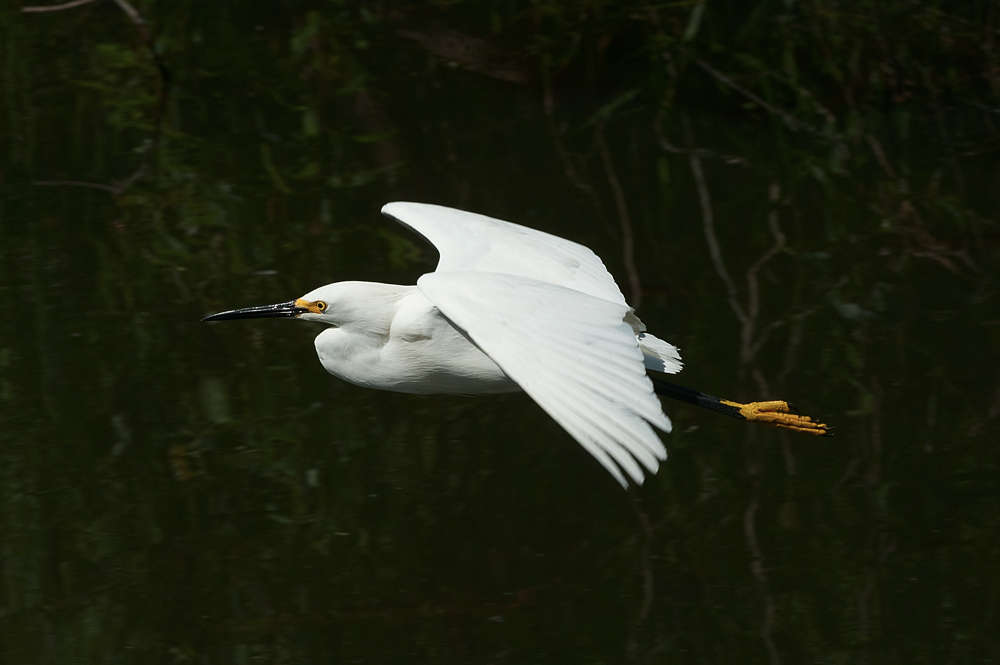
315,301,327,312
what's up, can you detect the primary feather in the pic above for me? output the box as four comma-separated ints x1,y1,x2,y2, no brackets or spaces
417,271,670,487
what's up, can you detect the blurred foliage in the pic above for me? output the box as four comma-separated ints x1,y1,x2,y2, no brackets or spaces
1,0,999,663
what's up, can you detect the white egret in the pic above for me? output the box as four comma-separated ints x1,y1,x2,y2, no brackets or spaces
203,202,828,487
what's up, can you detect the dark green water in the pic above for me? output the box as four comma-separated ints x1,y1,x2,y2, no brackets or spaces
2,2,999,663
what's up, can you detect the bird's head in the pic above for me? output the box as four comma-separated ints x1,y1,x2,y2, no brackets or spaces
201,282,391,327
202,283,346,326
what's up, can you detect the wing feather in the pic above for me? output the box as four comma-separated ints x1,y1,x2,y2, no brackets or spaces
417,271,670,487
544,390,661,478
383,202,628,306
543,351,670,437
500,333,663,477
543,393,648,484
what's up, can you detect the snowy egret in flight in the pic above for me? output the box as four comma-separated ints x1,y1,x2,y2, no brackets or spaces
203,203,828,487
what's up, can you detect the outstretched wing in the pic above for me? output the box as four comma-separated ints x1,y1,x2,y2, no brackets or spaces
382,202,628,306
417,271,670,487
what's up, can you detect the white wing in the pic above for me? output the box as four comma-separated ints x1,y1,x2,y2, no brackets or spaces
417,271,671,487
382,202,627,306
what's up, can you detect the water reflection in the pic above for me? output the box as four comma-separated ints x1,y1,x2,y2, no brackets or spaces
1,1,998,663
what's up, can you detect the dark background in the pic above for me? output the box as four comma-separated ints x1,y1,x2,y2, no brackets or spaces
1,0,998,662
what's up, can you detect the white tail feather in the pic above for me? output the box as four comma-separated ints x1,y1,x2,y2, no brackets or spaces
638,333,683,374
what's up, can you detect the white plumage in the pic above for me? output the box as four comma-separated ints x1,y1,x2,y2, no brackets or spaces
205,202,683,487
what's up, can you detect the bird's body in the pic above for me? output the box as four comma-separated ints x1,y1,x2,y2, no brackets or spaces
308,281,517,395
204,202,828,488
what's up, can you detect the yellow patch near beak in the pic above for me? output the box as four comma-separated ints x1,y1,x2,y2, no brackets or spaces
295,298,324,314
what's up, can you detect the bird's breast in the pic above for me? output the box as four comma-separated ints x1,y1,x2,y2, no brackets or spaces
313,292,518,395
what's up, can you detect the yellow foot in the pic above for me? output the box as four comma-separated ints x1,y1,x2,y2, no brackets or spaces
720,400,832,436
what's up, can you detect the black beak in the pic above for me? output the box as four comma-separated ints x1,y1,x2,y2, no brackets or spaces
202,300,307,322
